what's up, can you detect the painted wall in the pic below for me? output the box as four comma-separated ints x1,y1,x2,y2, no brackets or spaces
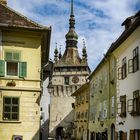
40,77,50,140
0,29,42,140
88,55,116,140
74,83,89,140
113,26,140,139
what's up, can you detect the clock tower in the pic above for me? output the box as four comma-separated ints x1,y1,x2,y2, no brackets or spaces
49,0,90,138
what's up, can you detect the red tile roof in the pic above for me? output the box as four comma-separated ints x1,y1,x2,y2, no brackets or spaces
0,3,50,30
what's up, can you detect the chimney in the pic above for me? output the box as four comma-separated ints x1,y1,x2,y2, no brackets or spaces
0,0,7,5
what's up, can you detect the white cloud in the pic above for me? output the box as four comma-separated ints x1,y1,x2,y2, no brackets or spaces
7,0,139,70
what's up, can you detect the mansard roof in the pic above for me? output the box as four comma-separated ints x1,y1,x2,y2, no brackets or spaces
0,3,50,30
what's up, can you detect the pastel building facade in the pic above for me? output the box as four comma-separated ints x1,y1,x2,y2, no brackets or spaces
0,1,51,140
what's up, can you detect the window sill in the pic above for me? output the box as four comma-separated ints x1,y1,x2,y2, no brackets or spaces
0,77,41,81
0,120,21,123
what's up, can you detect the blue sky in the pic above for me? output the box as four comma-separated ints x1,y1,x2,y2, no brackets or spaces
8,0,140,70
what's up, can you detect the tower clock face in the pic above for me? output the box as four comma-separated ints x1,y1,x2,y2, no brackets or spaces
72,76,79,83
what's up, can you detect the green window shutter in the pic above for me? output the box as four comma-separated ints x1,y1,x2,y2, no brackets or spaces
0,60,5,77
19,62,27,78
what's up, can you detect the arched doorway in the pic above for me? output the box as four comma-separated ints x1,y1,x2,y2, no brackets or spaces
56,127,63,140
111,124,115,140
90,131,95,140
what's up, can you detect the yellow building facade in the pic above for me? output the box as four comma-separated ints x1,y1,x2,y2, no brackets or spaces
72,82,89,140
88,55,116,140
0,2,51,140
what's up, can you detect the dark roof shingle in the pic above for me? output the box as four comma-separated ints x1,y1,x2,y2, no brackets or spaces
0,3,49,30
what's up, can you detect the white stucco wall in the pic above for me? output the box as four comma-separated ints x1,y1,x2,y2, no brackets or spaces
41,77,50,121
40,77,50,140
114,26,140,139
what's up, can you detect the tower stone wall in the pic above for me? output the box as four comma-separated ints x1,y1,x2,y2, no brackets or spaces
49,0,90,138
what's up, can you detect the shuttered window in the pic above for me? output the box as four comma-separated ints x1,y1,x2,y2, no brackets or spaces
128,90,140,116
133,46,139,72
120,95,126,117
128,46,139,73
133,90,140,115
0,51,27,78
117,57,127,80
122,57,127,79
5,51,20,76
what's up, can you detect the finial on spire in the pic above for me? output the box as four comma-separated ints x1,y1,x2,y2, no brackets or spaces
71,0,74,16
54,42,58,62
82,39,87,61
59,45,62,59
69,0,75,29
83,39,86,48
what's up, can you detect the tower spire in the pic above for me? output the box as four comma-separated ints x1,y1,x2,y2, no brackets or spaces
65,0,78,48
54,42,58,62
59,45,62,59
82,39,87,62
69,0,75,29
